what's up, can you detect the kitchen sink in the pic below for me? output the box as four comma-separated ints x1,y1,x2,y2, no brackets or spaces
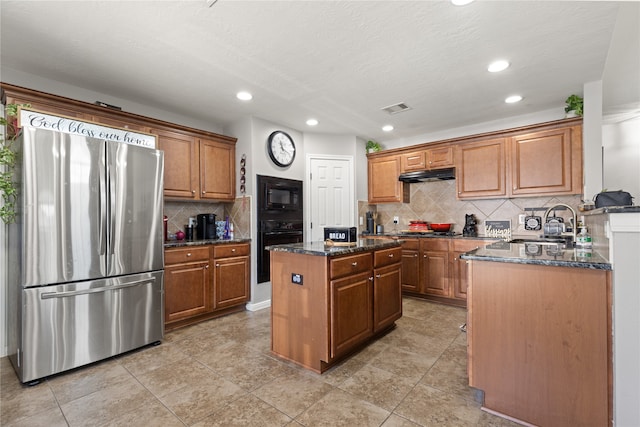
509,237,574,248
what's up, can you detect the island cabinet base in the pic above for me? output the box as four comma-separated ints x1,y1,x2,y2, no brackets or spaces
467,261,612,427
270,246,401,373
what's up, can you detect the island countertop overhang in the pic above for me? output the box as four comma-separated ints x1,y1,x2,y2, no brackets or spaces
266,238,402,257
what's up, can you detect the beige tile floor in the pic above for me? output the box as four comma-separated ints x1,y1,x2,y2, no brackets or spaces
1,297,519,426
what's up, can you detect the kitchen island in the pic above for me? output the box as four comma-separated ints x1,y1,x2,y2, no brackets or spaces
462,241,612,426
269,239,402,373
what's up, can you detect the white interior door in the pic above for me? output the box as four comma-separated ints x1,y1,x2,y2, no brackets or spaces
307,156,354,242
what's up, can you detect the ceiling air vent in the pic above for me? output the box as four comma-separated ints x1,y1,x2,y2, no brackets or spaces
381,102,412,115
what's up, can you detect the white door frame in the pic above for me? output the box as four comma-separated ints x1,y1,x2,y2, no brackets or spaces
305,154,356,241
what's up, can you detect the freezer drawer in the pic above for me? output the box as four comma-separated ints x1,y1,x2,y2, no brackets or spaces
12,271,164,383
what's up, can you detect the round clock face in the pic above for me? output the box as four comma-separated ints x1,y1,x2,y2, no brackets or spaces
267,131,296,167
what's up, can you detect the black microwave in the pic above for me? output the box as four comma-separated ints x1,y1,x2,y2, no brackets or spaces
258,175,303,212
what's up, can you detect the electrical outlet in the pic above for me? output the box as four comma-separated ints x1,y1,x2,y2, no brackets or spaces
393,216,399,224
519,214,526,225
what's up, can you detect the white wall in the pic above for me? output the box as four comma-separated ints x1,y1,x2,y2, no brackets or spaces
583,80,604,200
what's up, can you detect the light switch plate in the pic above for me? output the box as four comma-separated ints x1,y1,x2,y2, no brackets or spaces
393,216,399,224
519,214,526,225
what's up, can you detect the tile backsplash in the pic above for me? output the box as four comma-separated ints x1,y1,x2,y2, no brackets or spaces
164,195,252,239
359,180,582,237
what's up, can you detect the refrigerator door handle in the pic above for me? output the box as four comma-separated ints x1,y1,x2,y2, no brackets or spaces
99,145,108,258
40,277,156,299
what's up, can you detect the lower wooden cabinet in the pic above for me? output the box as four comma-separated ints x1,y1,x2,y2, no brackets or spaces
164,242,251,330
399,237,493,307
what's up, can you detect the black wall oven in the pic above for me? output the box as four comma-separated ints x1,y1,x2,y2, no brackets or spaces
257,175,303,283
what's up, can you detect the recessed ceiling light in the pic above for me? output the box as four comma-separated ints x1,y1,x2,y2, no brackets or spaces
306,119,318,126
505,95,523,104
382,125,394,132
488,60,510,73
451,0,474,5
236,91,252,101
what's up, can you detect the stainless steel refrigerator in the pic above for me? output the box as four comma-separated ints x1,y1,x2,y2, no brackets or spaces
7,127,165,383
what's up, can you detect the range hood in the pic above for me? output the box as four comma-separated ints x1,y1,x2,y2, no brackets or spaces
398,167,455,183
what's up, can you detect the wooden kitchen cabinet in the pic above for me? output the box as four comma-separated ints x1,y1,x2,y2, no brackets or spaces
212,243,250,309
368,154,409,203
200,138,235,200
510,125,582,196
165,242,250,330
164,246,211,324
373,246,402,332
400,239,421,293
467,261,611,426
456,138,508,199
420,239,450,297
426,145,454,169
400,145,453,172
155,129,199,199
271,244,402,372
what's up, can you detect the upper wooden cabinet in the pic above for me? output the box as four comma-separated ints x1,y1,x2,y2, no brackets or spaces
368,154,409,204
200,138,235,200
155,129,199,199
456,138,508,199
510,125,582,196
1,83,237,202
400,145,454,172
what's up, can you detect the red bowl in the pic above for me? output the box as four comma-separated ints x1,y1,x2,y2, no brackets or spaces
429,223,452,232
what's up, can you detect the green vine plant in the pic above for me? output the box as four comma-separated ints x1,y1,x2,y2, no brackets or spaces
0,103,29,224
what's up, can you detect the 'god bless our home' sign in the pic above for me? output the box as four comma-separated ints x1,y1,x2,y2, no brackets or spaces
18,107,157,148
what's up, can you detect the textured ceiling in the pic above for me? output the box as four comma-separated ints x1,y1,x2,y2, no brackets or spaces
0,1,622,141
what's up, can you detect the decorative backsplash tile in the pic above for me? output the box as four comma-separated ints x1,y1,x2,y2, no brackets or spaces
359,180,582,237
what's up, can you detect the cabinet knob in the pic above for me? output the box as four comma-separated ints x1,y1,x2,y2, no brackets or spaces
192,190,196,194
423,255,427,258
186,253,192,257
414,254,418,257
376,274,381,278
351,262,358,266
216,263,220,267
369,276,374,281
205,264,209,269
388,254,394,258
202,190,206,195
231,248,236,252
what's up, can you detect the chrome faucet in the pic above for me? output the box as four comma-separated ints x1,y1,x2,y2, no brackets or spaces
543,203,577,245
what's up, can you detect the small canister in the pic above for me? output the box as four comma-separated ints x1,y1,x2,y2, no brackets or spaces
376,224,384,234
184,225,194,241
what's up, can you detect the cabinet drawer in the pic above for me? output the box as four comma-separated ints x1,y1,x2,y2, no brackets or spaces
213,243,250,258
401,238,419,250
330,253,372,280
374,247,402,268
165,246,210,265
421,238,449,252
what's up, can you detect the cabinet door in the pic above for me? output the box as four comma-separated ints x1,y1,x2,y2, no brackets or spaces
426,145,454,169
164,261,211,323
373,263,402,332
420,239,450,297
330,271,373,358
400,151,426,172
200,138,235,200
451,251,470,300
456,138,507,199
510,127,576,196
368,154,408,203
401,240,421,293
214,255,250,309
155,129,198,199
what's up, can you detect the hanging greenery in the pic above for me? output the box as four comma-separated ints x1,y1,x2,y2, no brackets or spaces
0,103,29,224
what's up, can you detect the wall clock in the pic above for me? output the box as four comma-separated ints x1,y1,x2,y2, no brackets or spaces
267,130,296,167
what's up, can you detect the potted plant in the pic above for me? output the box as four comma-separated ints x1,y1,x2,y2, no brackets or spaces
366,140,381,153
565,94,583,117
0,103,28,224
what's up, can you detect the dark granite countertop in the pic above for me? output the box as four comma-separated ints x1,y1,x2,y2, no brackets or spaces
164,238,251,249
362,232,497,240
461,241,611,270
267,239,402,257
582,205,640,215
